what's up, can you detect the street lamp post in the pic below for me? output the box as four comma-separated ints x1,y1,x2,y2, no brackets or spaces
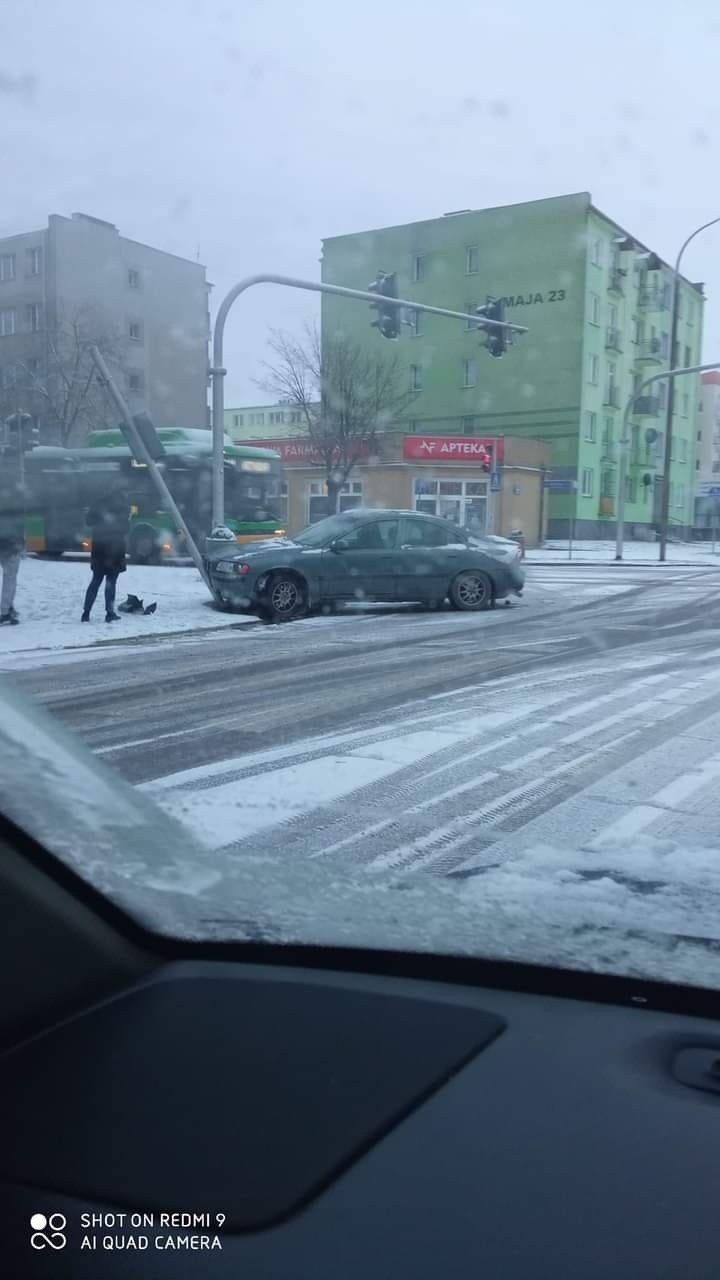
657,216,720,561
616,361,720,560
209,274,527,530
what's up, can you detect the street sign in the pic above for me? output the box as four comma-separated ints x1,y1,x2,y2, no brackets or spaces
491,470,502,492
544,478,573,493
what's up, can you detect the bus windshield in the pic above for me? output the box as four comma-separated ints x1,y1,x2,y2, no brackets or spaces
226,460,284,525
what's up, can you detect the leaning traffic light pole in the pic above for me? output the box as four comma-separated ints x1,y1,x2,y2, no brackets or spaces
209,274,526,529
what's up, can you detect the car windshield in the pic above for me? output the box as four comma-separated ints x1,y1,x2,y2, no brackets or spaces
3,0,720,998
293,515,359,547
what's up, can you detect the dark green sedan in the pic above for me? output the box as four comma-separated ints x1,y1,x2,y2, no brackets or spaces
206,509,525,622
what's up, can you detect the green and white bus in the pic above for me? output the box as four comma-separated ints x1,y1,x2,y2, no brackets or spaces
23,428,286,562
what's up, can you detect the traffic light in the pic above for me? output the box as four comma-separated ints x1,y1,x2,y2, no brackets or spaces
3,412,39,453
476,296,507,358
368,271,400,339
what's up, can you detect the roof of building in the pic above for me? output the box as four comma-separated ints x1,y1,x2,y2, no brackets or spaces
322,192,703,295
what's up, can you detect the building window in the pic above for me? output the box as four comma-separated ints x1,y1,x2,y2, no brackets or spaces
624,474,636,503
0,364,17,389
127,267,141,289
679,438,688,462
697,430,702,442
27,356,40,377
410,364,423,391
587,353,599,384
684,345,691,367
658,381,667,410
581,467,594,497
603,416,614,449
462,415,476,431
412,254,424,283
462,358,477,388
465,303,477,330
128,372,144,393
27,247,42,276
413,476,488,532
410,308,423,335
0,308,16,337
128,320,143,342
589,293,601,325
26,303,41,332
465,245,479,275
584,410,597,442
232,414,242,428
608,303,618,329
307,479,362,524
601,469,616,498
0,253,16,282
591,238,603,266
632,316,642,344
682,392,689,418
660,332,669,357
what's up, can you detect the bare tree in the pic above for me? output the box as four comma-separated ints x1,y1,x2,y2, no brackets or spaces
0,304,127,447
259,323,416,514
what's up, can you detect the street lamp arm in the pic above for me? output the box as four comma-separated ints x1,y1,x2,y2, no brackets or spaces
675,216,720,274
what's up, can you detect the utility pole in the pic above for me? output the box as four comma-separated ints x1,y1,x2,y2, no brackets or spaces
658,216,720,561
89,347,210,587
209,274,527,530
616,362,720,559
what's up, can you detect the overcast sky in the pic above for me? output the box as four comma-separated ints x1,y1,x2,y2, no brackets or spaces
3,0,720,404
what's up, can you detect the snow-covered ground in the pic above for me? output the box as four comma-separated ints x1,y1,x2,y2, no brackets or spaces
1,550,710,668
0,556,248,657
527,539,720,564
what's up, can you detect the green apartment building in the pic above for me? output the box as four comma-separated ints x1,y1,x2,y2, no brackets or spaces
321,193,705,537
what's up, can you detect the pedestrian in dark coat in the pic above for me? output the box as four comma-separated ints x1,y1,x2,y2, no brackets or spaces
0,461,25,625
82,488,129,623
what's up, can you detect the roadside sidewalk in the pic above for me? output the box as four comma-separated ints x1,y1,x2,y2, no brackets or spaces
526,540,720,567
0,557,246,663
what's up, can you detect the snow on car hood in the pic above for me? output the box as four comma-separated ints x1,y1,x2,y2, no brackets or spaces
2,674,720,990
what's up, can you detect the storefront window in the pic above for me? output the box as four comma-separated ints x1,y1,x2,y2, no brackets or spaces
413,476,488,532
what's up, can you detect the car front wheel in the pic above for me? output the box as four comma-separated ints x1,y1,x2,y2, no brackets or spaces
449,570,493,611
261,572,307,623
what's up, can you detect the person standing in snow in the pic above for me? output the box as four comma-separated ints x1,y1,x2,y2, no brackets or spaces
0,460,25,626
82,486,129,623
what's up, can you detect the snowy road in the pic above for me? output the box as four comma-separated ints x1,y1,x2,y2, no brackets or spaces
11,561,720,892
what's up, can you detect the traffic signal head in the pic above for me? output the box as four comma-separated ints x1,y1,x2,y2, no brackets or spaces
476,296,507,358
368,271,399,340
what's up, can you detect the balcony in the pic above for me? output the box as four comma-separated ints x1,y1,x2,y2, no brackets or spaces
633,395,660,417
603,384,622,409
636,337,664,363
605,326,623,352
638,287,668,312
607,268,625,295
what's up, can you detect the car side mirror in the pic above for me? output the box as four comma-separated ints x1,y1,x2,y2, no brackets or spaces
329,540,345,554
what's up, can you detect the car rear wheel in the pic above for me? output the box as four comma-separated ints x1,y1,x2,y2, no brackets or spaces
449,570,493,611
261,572,307,623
